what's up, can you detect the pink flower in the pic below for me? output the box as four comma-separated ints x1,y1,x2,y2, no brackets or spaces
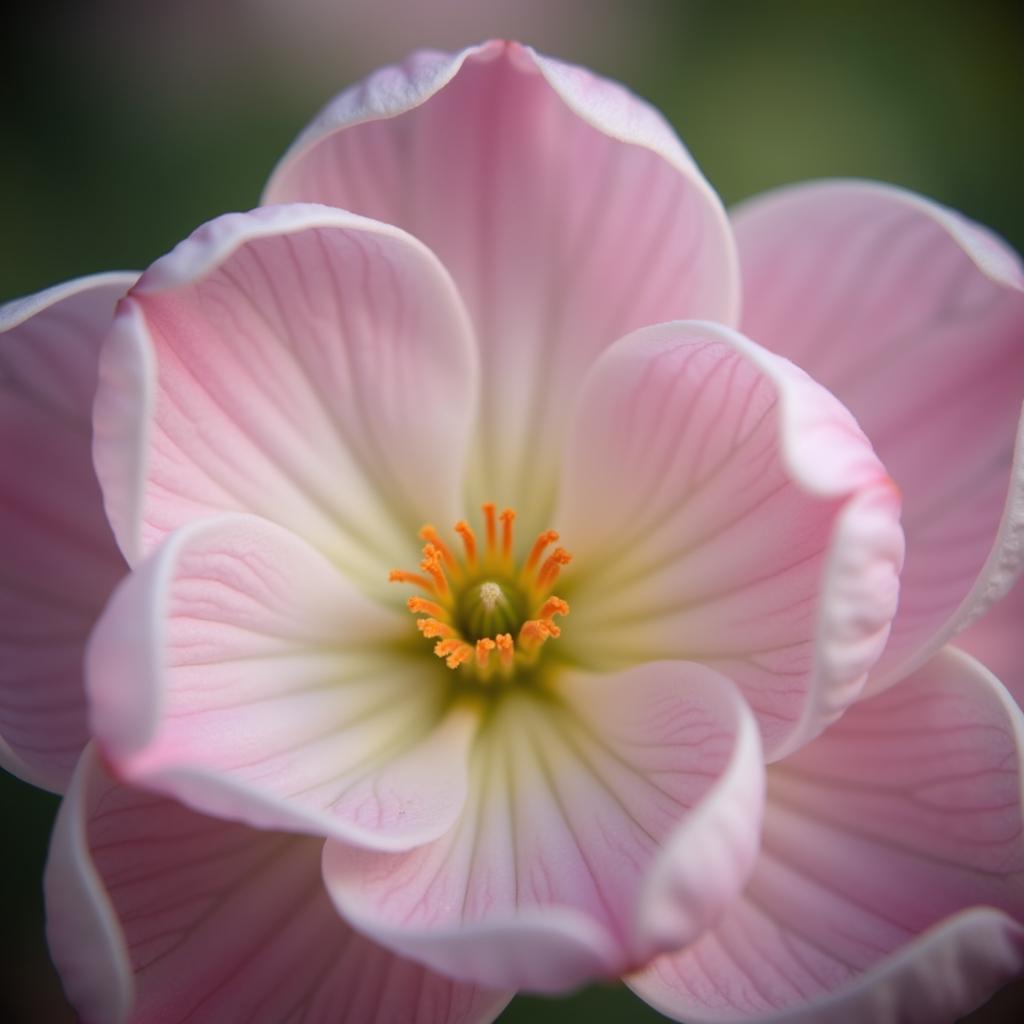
2,41,1022,1024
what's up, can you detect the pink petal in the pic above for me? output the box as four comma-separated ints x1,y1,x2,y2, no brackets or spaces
956,577,1024,708
555,321,904,759
45,746,510,1024
93,204,477,589
264,41,738,530
322,662,764,992
86,513,476,850
734,181,1024,689
630,647,1024,1023
0,273,134,792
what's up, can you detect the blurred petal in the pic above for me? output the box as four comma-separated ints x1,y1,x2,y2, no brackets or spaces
93,204,477,594
630,647,1024,1023
45,747,511,1024
86,514,476,850
265,41,738,531
0,273,134,792
323,662,763,992
734,181,1024,689
556,321,903,759
956,577,1024,707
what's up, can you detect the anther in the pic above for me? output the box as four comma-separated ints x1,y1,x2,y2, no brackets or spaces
536,548,572,590
434,638,473,669
496,633,514,670
418,525,457,571
536,596,570,620
389,569,434,591
418,618,456,639
499,508,516,561
524,530,559,575
482,503,497,556
475,637,496,672
419,544,450,597
454,521,477,568
408,596,448,619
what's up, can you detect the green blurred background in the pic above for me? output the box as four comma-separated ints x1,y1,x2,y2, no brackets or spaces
2,1,1022,1020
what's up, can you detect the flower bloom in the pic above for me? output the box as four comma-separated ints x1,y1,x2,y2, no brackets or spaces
2,40,1023,1024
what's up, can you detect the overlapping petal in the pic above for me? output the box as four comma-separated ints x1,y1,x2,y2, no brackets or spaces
86,513,477,850
322,663,763,992
734,181,1024,690
265,41,738,529
92,204,477,593
45,746,511,1024
630,647,1024,1023
956,577,1024,708
555,321,904,759
0,273,134,792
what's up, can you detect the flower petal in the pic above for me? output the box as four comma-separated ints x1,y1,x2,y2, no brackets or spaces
322,662,763,992
45,746,510,1024
86,513,476,850
264,41,738,529
955,577,1024,708
0,272,134,792
733,180,1024,689
93,204,477,593
555,321,904,759
629,647,1024,1023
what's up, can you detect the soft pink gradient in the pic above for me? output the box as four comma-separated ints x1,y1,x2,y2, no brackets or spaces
630,649,1024,1024
46,746,511,1024
0,274,133,792
0,39,1019,1024
734,181,1024,691
265,41,738,527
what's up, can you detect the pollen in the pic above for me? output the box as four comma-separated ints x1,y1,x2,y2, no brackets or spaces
390,504,571,682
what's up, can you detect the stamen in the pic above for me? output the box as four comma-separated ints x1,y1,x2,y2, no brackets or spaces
475,637,496,672
418,525,457,571
536,596,570,620
499,508,516,561
389,569,435,591
392,504,572,681
420,544,450,597
454,521,477,568
524,530,559,575
434,638,473,669
536,548,572,590
482,503,497,557
496,633,514,671
518,618,554,653
418,618,456,639
407,596,448,619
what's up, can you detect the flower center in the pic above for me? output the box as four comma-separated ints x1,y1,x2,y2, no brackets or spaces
390,503,571,682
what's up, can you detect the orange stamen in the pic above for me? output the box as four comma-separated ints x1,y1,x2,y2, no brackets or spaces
389,569,434,591
392,504,572,678
524,530,559,575
407,596,448,619
454,521,477,568
434,638,473,669
482,503,497,556
499,508,516,561
536,548,572,591
535,596,570,620
475,637,496,671
420,544,450,597
418,525,457,570
518,619,553,651
418,618,456,639
496,633,514,670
